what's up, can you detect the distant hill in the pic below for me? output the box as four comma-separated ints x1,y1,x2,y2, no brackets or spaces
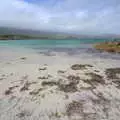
0,27,56,36
0,27,120,40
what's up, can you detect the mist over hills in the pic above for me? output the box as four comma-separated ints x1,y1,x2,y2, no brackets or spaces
0,27,119,40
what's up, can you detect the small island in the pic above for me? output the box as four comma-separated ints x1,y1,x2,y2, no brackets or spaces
94,41,120,53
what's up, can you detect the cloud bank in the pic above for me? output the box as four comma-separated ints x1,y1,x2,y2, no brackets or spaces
0,0,120,34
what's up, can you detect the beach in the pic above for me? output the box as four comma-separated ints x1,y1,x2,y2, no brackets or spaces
0,42,120,120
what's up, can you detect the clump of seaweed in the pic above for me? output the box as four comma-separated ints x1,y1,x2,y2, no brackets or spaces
67,75,80,84
0,78,4,80
83,73,105,89
17,112,25,118
66,101,83,116
5,85,19,95
39,67,47,71
20,82,29,91
58,82,78,93
94,70,100,73
20,81,36,92
29,88,43,95
105,68,120,79
57,70,66,74
42,81,57,86
85,73,105,85
20,57,27,60
21,75,28,80
5,89,12,95
58,75,80,93
40,75,80,93
90,91,110,119
9,85,19,90
71,64,93,70
38,76,48,79
0,74,6,80
113,80,120,89
16,110,31,118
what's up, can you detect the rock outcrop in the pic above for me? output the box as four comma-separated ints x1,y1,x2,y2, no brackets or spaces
94,41,120,53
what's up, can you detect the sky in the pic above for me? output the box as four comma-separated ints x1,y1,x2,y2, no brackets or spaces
0,0,120,34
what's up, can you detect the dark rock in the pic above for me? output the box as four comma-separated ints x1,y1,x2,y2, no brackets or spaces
94,42,120,53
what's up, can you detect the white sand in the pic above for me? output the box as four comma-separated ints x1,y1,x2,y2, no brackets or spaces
0,47,120,120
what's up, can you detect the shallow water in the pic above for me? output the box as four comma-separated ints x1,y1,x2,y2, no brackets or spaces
0,39,120,60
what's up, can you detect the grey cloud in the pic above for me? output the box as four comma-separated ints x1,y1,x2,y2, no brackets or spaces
0,0,120,34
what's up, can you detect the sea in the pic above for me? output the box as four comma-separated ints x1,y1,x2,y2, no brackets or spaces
0,39,120,59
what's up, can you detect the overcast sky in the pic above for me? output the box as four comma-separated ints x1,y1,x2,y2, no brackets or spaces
0,0,120,34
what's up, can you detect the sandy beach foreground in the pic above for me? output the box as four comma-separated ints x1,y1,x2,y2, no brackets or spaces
0,47,120,120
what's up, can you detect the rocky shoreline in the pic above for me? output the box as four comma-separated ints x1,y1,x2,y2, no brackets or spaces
94,41,120,53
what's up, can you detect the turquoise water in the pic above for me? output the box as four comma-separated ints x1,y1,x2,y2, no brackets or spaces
0,39,111,49
0,39,108,54
0,39,120,59
0,39,108,45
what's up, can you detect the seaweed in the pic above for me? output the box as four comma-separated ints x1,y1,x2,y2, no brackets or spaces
71,64,93,70
105,68,120,79
42,81,57,86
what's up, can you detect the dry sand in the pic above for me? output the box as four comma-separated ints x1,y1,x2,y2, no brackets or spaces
0,47,120,120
